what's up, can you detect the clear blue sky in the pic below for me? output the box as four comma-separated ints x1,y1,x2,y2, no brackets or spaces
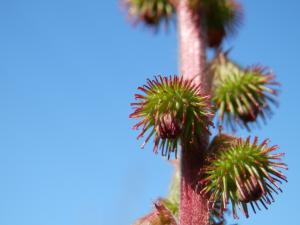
0,0,299,224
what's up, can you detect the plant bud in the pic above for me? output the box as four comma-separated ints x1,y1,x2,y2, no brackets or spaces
237,175,264,203
130,75,213,158
238,105,259,123
207,27,226,48
210,52,279,129
201,137,287,218
155,114,182,139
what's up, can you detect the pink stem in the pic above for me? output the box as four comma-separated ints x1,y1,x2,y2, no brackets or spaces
177,1,210,225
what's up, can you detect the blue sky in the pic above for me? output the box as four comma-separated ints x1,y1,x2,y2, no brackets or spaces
0,0,299,224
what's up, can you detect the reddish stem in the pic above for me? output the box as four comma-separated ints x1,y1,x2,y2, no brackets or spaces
177,0,210,225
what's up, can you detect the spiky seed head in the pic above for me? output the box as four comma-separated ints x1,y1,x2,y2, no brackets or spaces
124,0,175,28
130,75,214,158
190,0,243,48
200,136,287,219
210,52,279,130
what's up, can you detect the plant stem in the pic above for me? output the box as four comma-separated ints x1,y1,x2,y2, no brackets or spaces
177,0,210,225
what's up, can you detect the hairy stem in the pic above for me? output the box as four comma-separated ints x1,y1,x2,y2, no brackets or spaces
177,0,210,225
